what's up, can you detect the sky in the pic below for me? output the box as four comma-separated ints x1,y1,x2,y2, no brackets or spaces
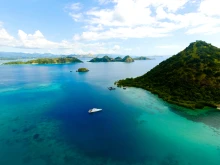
0,0,220,56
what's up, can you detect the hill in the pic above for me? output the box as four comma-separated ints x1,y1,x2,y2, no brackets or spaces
89,56,113,62
122,56,134,62
117,41,220,109
89,55,134,62
4,57,82,65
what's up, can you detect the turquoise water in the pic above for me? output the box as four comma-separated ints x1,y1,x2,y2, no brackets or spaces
0,58,220,165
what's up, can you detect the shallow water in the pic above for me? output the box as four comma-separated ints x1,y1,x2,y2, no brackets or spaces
0,58,220,165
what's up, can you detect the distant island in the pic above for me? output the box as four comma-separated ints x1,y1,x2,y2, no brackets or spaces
116,41,220,109
0,52,96,59
89,55,134,62
3,57,82,65
77,68,89,72
134,56,151,60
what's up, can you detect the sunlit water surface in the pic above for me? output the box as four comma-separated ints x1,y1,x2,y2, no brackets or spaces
0,57,220,165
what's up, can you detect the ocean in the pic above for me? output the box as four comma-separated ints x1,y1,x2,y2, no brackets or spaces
0,57,220,165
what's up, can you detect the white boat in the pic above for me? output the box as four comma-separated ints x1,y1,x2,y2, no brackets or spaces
88,108,102,113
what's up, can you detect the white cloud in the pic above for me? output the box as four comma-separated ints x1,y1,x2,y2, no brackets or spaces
17,30,59,49
65,2,83,22
0,28,14,40
98,0,113,5
156,45,182,49
84,24,104,31
69,13,83,21
0,27,19,48
2,0,220,55
199,0,220,16
87,0,155,27
186,24,220,35
150,0,189,12
0,26,122,54
74,26,171,41
72,0,220,40
87,0,190,27
66,2,82,11
113,45,120,50
125,48,132,51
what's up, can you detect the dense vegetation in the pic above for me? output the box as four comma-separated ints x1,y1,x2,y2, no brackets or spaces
114,57,123,61
134,56,151,60
117,41,220,109
89,56,113,62
4,57,82,65
77,68,89,72
89,55,134,62
122,56,134,62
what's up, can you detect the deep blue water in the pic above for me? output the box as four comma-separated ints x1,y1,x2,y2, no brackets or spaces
0,58,220,165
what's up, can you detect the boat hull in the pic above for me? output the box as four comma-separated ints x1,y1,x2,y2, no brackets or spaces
88,109,102,113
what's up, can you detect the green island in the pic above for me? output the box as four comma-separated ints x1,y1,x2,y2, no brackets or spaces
116,41,220,109
89,55,134,62
3,57,82,65
77,68,89,72
134,56,151,60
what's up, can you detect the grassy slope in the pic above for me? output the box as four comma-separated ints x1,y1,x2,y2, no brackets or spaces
117,41,220,109
77,68,89,72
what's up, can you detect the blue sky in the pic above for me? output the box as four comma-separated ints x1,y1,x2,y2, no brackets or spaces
0,0,220,56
